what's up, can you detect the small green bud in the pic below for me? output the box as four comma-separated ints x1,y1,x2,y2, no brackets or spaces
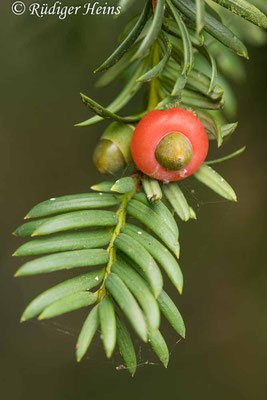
93,122,135,175
93,139,126,174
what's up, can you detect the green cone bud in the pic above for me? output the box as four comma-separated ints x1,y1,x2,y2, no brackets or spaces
93,139,126,174
93,122,135,175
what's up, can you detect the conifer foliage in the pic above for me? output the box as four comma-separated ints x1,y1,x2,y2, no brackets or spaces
14,0,267,374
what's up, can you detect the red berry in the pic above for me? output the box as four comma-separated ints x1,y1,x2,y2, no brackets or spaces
131,108,209,181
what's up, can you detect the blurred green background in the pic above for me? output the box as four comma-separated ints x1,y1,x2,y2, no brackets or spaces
1,1,267,399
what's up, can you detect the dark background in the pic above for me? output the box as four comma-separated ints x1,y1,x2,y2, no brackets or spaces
1,1,267,399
